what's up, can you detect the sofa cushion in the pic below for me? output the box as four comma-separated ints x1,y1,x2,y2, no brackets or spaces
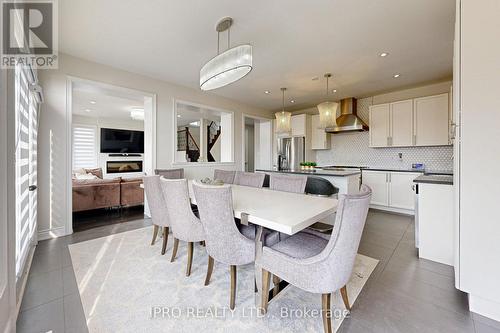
121,177,143,183
72,177,121,186
85,168,103,179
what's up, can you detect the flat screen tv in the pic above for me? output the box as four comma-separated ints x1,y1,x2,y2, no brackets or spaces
100,128,144,154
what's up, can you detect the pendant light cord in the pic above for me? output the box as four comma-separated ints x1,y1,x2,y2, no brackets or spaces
217,26,231,54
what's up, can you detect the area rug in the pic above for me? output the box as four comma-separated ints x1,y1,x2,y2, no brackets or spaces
68,227,378,332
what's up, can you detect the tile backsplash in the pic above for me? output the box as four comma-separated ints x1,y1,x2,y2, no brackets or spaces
315,97,454,171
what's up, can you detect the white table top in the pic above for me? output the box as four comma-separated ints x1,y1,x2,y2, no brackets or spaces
189,181,337,235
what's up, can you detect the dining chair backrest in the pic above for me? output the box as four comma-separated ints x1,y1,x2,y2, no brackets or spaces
143,176,169,227
155,168,184,179
318,185,372,291
214,169,236,184
192,181,254,266
234,171,265,188
160,178,202,241
269,173,308,193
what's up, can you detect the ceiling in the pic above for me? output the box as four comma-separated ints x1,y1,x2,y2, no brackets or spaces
176,102,223,127
60,0,455,111
72,81,145,121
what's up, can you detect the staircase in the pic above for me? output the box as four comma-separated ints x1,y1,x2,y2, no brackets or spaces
207,121,221,162
177,127,200,162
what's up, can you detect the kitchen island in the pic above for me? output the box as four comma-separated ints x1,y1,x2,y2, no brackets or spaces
256,168,361,195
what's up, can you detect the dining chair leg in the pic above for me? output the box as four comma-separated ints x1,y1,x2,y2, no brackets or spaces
186,242,194,276
272,275,280,297
321,293,332,333
151,225,159,245
204,256,214,286
340,285,351,311
170,238,179,262
161,227,169,255
230,265,237,310
261,269,271,314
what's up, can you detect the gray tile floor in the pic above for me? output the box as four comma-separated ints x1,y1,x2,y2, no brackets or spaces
16,211,500,333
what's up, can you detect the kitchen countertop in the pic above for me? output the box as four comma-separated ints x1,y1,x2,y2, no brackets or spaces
256,169,361,177
413,174,454,185
361,167,453,175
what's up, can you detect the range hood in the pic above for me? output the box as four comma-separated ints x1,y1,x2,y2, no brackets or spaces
325,98,369,133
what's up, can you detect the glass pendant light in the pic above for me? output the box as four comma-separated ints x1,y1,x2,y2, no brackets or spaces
317,73,339,129
275,88,292,134
200,17,253,91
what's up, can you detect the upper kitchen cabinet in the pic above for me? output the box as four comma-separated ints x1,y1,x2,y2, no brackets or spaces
290,114,309,137
414,93,450,146
390,99,414,146
369,93,450,147
311,114,331,150
369,103,390,147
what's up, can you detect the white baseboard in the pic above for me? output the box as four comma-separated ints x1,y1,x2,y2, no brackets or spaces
38,226,67,241
369,204,414,216
470,294,500,323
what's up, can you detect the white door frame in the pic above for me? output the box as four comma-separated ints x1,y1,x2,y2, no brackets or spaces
241,114,273,172
65,76,157,235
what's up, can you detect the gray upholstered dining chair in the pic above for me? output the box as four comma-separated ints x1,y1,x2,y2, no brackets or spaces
160,178,205,276
192,181,257,310
155,168,184,179
269,173,308,193
234,171,265,188
259,185,372,333
143,176,170,255
214,169,236,184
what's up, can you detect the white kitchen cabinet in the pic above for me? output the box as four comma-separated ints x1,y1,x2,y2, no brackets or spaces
369,94,450,147
413,93,450,146
390,99,414,146
369,104,390,147
389,172,418,210
362,170,419,214
291,114,307,137
361,171,389,206
311,115,330,150
417,182,454,266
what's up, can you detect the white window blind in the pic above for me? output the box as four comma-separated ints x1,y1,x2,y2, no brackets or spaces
15,65,38,278
72,125,97,169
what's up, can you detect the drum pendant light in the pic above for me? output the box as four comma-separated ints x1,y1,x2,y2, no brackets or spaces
200,17,253,91
317,73,339,129
275,88,292,134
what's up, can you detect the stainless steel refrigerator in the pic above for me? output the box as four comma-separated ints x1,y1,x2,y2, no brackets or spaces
277,137,305,171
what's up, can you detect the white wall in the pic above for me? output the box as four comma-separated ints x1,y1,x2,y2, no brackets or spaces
38,53,271,238
458,0,500,321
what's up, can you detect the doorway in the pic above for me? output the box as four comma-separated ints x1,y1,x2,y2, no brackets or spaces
66,78,156,234
242,115,273,172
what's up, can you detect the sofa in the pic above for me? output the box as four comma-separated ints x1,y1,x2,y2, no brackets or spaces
72,168,144,212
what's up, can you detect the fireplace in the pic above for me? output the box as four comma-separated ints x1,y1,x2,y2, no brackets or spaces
106,160,143,174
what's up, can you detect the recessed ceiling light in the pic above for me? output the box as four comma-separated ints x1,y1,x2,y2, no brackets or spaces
84,109,91,112
332,89,337,93
380,52,389,57
264,90,270,94
177,114,181,118
290,100,295,103
89,100,96,104
393,74,400,78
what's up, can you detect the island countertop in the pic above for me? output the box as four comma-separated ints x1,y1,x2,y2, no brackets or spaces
255,168,361,177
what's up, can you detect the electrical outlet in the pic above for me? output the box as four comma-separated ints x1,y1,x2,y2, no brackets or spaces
398,152,403,160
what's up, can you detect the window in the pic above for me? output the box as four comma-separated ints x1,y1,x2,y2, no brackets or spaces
174,101,233,163
72,125,98,169
14,65,39,278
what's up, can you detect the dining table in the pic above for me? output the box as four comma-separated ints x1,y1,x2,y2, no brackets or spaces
141,180,339,307
187,180,339,308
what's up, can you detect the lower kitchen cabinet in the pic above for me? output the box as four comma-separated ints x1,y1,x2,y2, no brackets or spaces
362,170,420,214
